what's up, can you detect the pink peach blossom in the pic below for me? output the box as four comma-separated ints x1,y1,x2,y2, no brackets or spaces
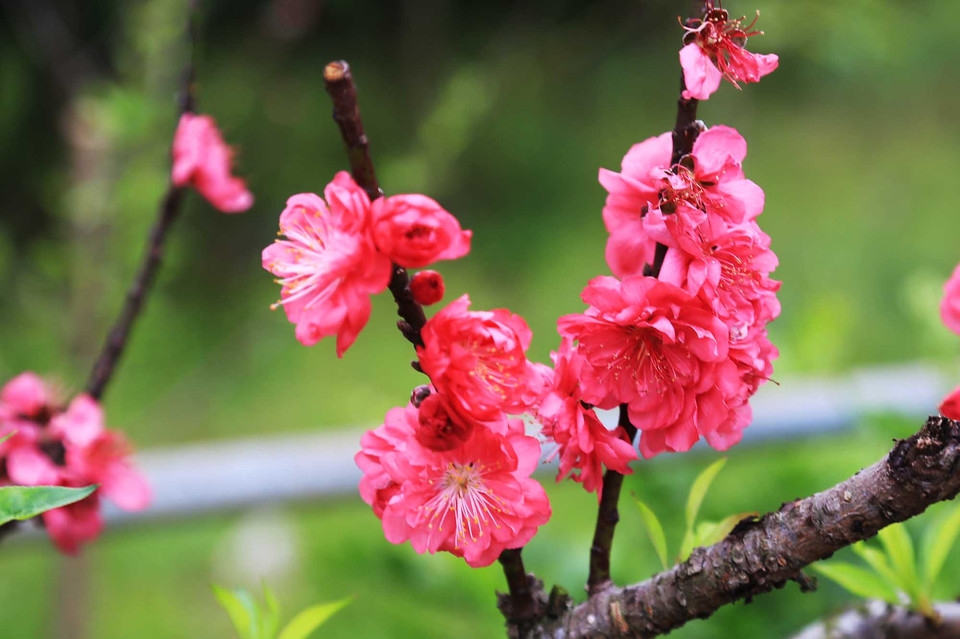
537,339,637,498
679,3,778,101
941,385,960,421
262,172,392,356
171,113,254,213
371,194,471,268
356,402,550,567
941,264,960,336
417,295,540,424
0,374,150,554
558,275,749,457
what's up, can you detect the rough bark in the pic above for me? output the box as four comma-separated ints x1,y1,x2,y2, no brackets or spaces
516,416,960,638
790,600,960,639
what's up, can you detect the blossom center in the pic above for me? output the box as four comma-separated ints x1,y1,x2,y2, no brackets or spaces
422,461,508,547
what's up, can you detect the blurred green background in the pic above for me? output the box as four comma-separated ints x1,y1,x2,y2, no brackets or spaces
2,0,960,636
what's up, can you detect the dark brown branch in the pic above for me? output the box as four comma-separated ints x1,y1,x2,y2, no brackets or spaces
790,600,960,639
519,416,960,638
322,60,427,349
84,3,198,401
587,407,638,594
497,549,547,637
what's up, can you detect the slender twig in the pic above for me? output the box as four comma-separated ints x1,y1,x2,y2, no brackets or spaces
84,4,198,401
586,408,639,595
322,60,427,350
586,3,706,595
524,416,960,638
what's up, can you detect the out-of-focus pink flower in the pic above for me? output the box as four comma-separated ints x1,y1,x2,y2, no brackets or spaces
356,402,550,567
941,264,960,336
51,395,151,512
0,372,52,419
43,493,103,555
941,386,960,421
410,270,445,306
262,172,392,356
0,374,150,554
417,295,539,424
558,275,748,457
537,339,637,499
679,3,778,101
171,113,254,213
371,195,471,268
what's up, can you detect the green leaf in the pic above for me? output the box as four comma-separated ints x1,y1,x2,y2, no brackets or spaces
878,523,921,601
922,505,960,592
260,583,281,639
851,542,902,590
277,598,351,639
694,512,758,549
212,586,258,639
812,561,901,604
685,458,727,532
0,484,97,525
631,494,669,570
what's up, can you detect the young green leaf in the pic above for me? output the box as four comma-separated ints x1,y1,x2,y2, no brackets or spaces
631,494,669,570
685,458,727,532
851,542,902,592
693,512,758,549
212,585,258,639
922,505,960,593
811,562,901,604
277,598,351,639
0,484,97,525
260,583,281,639
878,523,921,602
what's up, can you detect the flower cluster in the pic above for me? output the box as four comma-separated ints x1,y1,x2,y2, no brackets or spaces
172,113,254,213
0,373,150,553
560,102,778,457
357,296,551,566
679,1,778,101
263,172,471,356
938,265,960,419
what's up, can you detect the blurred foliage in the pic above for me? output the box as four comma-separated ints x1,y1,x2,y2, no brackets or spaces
2,0,960,636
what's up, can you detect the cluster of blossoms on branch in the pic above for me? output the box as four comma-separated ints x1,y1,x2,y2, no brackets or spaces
264,4,778,567
0,374,150,553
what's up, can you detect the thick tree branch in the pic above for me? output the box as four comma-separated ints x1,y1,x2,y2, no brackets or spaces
516,416,960,638
84,2,198,401
790,600,960,639
322,60,427,350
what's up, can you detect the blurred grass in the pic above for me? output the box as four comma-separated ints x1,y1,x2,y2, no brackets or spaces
2,0,960,636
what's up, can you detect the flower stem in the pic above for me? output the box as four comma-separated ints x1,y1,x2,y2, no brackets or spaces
84,3,198,401
322,61,427,350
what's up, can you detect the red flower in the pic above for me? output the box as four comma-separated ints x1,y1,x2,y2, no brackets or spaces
417,295,540,425
410,270,445,306
679,2,778,101
171,113,254,213
371,195,471,268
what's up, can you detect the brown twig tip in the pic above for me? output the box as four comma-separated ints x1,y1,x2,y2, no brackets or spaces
324,60,347,82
